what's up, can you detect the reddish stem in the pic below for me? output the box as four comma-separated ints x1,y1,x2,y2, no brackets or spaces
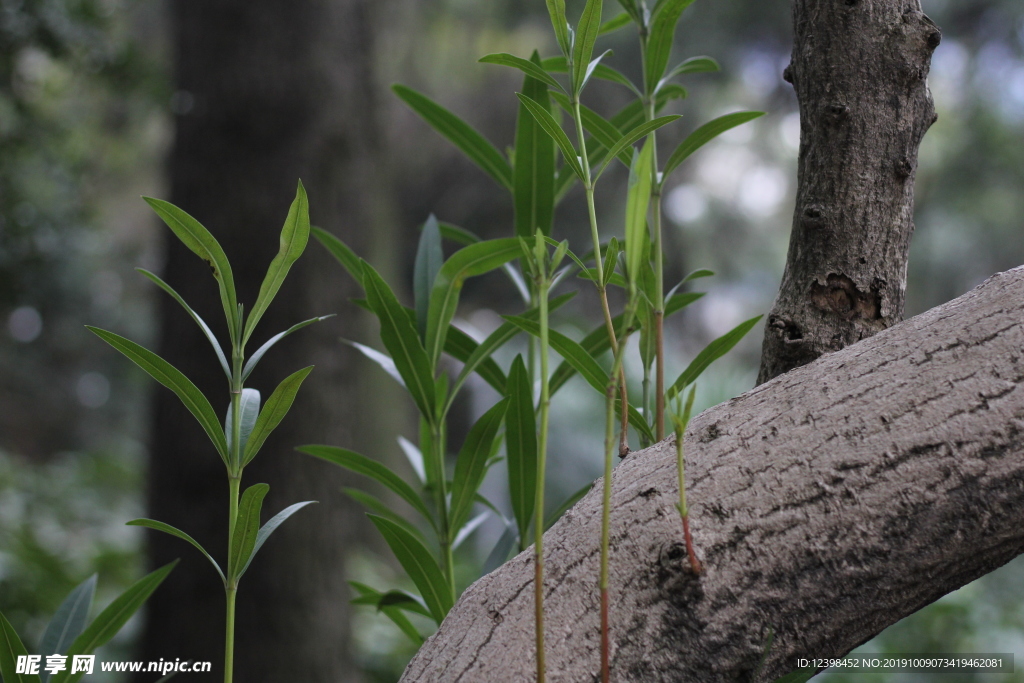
601,587,610,682
682,515,703,574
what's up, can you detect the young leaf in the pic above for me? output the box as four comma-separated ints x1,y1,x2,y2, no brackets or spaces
624,140,655,285
227,483,269,581
503,316,608,395
54,561,178,683
663,112,766,179
299,445,434,526
515,93,585,182
0,610,40,683
514,51,556,238
683,267,715,283
660,55,719,88
644,0,698,95
237,500,317,579
667,315,763,399
142,198,238,344
343,488,425,541
38,575,96,669
414,215,445,339
226,388,260,458
87,327,227,464
242,366,313,466
600,11,633,35
595,115,681,180
243,181,310,344
393,85,513,190
311,227,363,284
505,356,537,543
136,269,230,380
445,292,576,412
362,261,437,421
450,398,509,531
367,515,454,624
579,49,615,94
127,519,225,584
425,239,522,370
544,0,571,57
571,0,604,95
666,291,704,316
241,315,332,382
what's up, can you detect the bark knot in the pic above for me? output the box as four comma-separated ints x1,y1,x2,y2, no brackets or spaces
809,274,882,321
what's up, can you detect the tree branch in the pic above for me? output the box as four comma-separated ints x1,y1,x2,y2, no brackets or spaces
403,266,1024,682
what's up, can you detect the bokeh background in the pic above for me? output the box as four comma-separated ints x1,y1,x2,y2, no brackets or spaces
0,0,1022,680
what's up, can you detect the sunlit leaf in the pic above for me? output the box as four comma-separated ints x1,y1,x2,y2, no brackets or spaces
663,112,765,179
243,367,312,466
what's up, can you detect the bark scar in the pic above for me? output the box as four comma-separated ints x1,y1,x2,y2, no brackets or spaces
809,274,881,321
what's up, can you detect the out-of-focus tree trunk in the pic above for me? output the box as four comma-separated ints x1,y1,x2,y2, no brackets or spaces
757,0,940,384
136,1,395,680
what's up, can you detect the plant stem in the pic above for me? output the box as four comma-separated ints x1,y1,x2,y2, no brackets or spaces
534,271,551,683
571,98,630,456
224,584,237,683
600,300,638,683
652,190,666,442
675,433,702,574
225,360,242,683
431,421,456,597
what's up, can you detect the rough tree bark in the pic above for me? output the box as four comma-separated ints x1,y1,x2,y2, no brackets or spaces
402,265,1024,682
136,1,394,680
757,0,942,384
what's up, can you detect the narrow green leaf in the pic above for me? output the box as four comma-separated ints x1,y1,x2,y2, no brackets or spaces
425,238,522,370
299,445,434,527
505,356,537,543
311,227,363,284
571,0,604,95
241,315,332,382
437,221,481,246
450,399,509,531
347,341,406,388
87,327,227,464
579,49,615,94
544,0,571,57
0,611,40,683
484,518,519,573
226,388,260,458
237,500,317,578
127,519,224,585
444,324,507,395
349,583,425,645
663,112,765,179
596,115,681,180
228,484,269,581
136,269,230,380
142,197,238,344
452,511,489,550
624,140,655,284
397,436,426,484
543,56,640,98
479,53,565,94
446,292,576,412
661,56,719,87
666,291,704,316
343,488,425,541
393,85,513,190
367,515,454,624
644,0,698,95
683,267,715,283
414,215,445,339
242,366,313,466
667,315,763,399
516,93,585,182
514,52,556,238
244,180,310,344
545,481,592,529
504,316,607,394
54,561,178,683
362,261,437,421
38,575,96,670
549,90,632,168
600,11,634,35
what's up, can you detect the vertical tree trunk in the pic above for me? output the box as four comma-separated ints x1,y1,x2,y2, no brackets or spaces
136,1,394,680
757,0,940,385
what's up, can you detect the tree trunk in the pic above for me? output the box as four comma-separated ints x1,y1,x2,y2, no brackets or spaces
401,265,1024,682
136,1,395,680
757,0,941,384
